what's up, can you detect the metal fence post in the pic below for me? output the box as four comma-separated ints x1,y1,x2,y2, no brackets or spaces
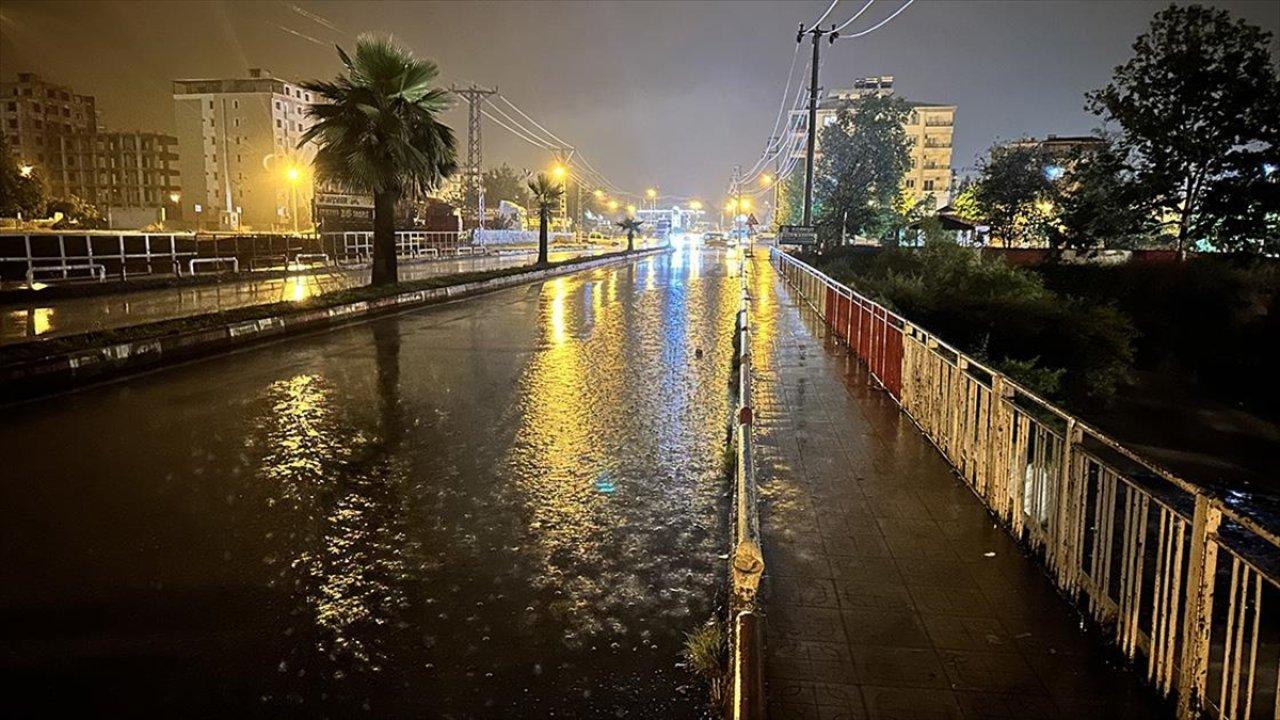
1177,493,1222,719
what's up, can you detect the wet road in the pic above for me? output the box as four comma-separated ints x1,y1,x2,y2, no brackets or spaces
0,245,741,718
0,248,608,345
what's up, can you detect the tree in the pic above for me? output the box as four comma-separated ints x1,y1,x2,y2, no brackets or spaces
813,96,913,246
616,217,643,252
480,163,530,207
0,138,46,219
528,172,564,266
47,195,107,229
1086,4,1280,253
301,35,458,285
972,142,1057,247
1050,139,1152,251
772,165,802,232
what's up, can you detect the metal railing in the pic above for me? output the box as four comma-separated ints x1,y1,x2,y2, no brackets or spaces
323,231,472,261
0,231,479,284
770,247,1279,720
730,248,766,720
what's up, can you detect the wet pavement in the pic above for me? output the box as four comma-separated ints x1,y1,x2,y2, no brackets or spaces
1,245,740,718
745,252,1170,720
0,248,603,345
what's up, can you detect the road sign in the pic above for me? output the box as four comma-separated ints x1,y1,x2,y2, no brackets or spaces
778,224,817,245
747,213,759,226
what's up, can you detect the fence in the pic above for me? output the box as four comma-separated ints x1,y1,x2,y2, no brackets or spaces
0,231,475,284
770,247,1279,720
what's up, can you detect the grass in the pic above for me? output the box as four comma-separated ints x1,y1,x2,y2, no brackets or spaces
1,250,642,364
683,619,728,707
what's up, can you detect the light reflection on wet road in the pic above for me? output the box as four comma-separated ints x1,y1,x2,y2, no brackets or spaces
0,248,603,344
0,245,740,718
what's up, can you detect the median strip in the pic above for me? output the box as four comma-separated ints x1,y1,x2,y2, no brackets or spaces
1,248,666,400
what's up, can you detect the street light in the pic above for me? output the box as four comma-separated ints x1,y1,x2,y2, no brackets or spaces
285,165,303,233
169,191,181,204
760,173,773,186
608,200,619,212
18,163,34,178
626,204,637,217
689,200,703,211
593,189,605,200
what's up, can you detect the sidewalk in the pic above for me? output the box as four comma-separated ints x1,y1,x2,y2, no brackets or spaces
746,253,1168,720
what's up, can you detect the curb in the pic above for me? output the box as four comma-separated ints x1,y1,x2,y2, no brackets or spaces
2,248,666,401
729,249,766,720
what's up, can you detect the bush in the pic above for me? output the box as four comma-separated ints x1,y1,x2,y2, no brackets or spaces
810,241,1137,408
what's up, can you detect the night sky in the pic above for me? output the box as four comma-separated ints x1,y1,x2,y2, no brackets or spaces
1,0,1277,201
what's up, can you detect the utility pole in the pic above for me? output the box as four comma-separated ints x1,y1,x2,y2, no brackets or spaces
731,164,742,240
798,23,833,228
450,85,497,229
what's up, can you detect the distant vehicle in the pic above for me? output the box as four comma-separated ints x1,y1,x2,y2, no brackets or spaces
588,231,607,241
703,232,726,246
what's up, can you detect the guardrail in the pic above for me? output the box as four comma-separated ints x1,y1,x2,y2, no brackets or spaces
730,247,766,720
1,231,478,285
770,246,1278,720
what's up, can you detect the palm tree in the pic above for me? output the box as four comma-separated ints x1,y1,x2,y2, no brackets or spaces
528,173,564,266
300,36,457,286
616,217,644,252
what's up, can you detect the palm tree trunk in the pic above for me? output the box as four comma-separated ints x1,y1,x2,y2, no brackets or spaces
372,189,400,286
538,208,549,266
627,230,634,253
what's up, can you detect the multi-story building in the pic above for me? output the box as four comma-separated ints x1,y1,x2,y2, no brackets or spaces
0,72,99,198
58,131,180,210
793,75,956,209
172,68,316,231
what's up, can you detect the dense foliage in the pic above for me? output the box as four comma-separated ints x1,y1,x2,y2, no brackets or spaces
807,241,1136,407
1086,4,1279,253
814,95,914,245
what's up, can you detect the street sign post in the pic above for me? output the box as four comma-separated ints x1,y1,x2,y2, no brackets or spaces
777,224,818,246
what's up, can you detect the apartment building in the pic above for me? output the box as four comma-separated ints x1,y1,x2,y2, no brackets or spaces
793,75,956,209
0,72,99,197
58,131,180,209
172,68,316,231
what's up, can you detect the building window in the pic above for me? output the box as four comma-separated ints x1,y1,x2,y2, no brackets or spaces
276,119,282,128
234,118,240,127
208,100,214,110
233,99,239,109
924,180,935,191
5,102,14,111
906,179,915,189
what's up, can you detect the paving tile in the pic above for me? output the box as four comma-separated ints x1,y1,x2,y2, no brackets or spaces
937,649,1046,694
952,691,1062,720
842,607,932,648
919,613,1015,653
849,645,949,689
859,685,964,720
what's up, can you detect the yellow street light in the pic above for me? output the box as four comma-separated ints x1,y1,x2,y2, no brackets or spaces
551,164,568,181
286,166,301,183
645,188,657,200
760,173,773,186
689,200,703,211
18,164,34,178
740,197,752,211
608,200,619,211
593,189,605,200
169,192,181,204
626,204,637,216
725,199,738,212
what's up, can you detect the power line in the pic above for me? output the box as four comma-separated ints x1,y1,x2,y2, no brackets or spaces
831,0,875,33
809,0,841,28
834,0,915,40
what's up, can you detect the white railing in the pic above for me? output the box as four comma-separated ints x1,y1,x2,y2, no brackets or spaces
323,231,474,260
770,247,1279,720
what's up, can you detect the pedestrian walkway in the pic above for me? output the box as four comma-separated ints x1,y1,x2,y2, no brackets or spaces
745,252,1169,720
